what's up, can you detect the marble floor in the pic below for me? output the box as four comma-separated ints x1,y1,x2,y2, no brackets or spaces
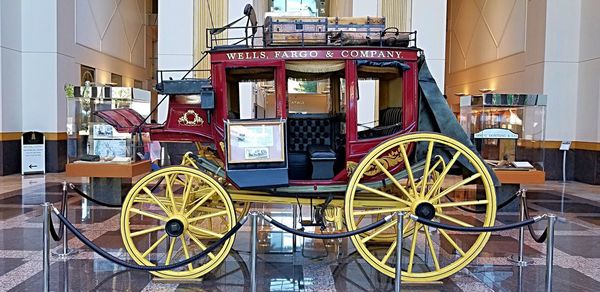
1,174,600,291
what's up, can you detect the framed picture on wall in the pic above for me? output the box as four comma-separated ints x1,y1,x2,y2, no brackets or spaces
81,65,95,84
111,73,123,86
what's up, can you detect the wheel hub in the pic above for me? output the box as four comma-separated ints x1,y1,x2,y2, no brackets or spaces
165,218,185,237
414,201,436,220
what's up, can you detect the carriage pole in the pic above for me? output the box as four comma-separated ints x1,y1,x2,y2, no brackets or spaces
395,212,405,292
250,212,258,292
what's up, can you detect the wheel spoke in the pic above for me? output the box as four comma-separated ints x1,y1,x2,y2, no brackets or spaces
361,219,397,243
430,173,482,203
415,159,443,196
180,176,195,213
188,210,228,223
380,240,397,265
373,159,414,201
130,225,165,237
424,151,461,200
165,237,176,265
185,190,217,217
186,231,216,260
353,207,410,216
142,187,172,216
438,229,466,256
435,200,488,209
356,215,365,226
436,213,474,228
398,143,417,194
180,235,194,271
402,218,414,236
423,226,440,270
357,184,411,206
407,222,421,273
189,225,224,239
142,233,168,258
129,208,169,222
419,141,435,198
164,174,177,213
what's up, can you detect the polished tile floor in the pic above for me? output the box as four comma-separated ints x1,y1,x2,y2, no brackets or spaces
1,174,600,291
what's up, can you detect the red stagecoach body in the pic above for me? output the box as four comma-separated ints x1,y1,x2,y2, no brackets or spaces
97,46,421,190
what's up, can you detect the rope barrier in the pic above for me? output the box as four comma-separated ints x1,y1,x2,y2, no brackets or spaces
409,214,545,232
522,195,548,243
263,214,392,239
48,184,68,241
67,183,123,208
52,206,246,271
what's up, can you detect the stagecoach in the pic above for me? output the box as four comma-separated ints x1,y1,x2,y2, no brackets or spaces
95,6,497,283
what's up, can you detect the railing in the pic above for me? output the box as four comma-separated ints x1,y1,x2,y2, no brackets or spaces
41,183,558,292
205,25,417,49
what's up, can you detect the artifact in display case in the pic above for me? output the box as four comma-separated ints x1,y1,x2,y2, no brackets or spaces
459,93,547,171
65,84,151,164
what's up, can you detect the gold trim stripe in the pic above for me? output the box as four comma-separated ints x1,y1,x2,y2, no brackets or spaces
0,132,67,141
519,140,600,151
0,132,22,141
45,132,68,141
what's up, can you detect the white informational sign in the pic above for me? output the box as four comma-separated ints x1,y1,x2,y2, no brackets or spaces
474,128,519,139
21,132,45,175
560,141,571,151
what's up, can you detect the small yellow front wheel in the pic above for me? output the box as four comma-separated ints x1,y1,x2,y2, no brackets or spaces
121,166,236,279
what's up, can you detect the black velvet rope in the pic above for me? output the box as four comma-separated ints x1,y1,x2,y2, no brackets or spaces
67,183,123,208
522,195,548,243
48,184,68,241
52,208,245,271
411,214,543,232
264,214,391,239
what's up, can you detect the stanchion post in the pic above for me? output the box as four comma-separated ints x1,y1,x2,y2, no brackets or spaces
395,212,405,292
250,211,258,292
546,214,557,292
42,202,51,292
509,189,531,266
62,182,69,255
53,182,77,259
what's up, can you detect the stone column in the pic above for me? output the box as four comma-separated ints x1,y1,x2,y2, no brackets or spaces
381,0,412,31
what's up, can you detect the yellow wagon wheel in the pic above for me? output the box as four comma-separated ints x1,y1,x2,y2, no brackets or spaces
181,151,250,220
345,132,496,282
121,166,237,279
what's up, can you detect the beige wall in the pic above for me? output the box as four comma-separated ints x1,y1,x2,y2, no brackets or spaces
447,0,600,143
576,0,600,142
445,0,542,97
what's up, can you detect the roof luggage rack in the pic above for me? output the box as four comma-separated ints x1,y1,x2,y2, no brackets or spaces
206,5,417,50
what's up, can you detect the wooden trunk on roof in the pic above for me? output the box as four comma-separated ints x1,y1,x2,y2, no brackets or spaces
264,16,328,46
327,16,386,45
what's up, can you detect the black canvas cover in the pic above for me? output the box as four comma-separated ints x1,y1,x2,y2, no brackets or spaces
416,56,500,186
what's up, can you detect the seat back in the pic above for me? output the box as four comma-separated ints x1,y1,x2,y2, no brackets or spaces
287,114,333,152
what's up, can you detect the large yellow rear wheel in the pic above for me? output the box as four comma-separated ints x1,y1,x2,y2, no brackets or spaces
121,166,236,279
345,133,496,282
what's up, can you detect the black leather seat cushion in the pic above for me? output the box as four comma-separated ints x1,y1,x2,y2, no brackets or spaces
287,114,333,152
308,145,336,160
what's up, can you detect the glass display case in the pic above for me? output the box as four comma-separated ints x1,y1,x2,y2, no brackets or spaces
459,93,547,171
65,84,151,163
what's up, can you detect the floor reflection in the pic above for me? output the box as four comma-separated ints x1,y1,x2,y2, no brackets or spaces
1,179,600,291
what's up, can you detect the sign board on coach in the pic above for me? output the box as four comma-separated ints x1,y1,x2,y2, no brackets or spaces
21,131,45,175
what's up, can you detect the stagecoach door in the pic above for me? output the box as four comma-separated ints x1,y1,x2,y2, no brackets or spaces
219,61,289,188
345,58,417,164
